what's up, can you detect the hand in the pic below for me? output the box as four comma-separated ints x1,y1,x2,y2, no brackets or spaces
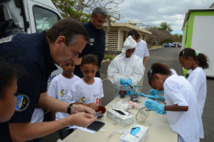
66,112,97,127
71,104,96,115
120,78,132,87
88,103,99,110
148,89,159,95
148,89,164,95
147,94,165,101
144,99,166,114
126,89,133,95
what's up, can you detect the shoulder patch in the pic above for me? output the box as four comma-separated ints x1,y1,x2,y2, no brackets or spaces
16,94,30,112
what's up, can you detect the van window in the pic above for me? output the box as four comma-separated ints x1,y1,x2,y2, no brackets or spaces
33,6,59,33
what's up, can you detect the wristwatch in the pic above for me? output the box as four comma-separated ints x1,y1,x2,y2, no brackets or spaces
67,103,73,114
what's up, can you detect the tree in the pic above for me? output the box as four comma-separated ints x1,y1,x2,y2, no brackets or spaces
145,26,172,47
171,34,182,42
51,0,123,23
159,22,173,32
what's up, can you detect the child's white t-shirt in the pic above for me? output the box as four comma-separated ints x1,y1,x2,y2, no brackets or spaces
68,77,104,104
48,74,80,120
135,40,150,61
164,74,204,141
188,67,206,116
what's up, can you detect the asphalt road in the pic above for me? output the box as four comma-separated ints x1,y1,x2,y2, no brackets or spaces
44,47,214,142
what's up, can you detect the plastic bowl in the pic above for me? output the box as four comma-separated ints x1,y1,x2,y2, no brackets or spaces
95,106,106,114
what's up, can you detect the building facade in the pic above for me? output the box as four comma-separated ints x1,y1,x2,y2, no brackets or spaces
103,23,151,54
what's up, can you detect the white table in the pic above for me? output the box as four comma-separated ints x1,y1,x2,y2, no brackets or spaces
63,95,178,142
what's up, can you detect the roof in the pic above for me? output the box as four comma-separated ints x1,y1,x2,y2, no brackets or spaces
103,23,152,35
182,8,214,30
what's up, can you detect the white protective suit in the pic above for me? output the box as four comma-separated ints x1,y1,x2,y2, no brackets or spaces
107,36,144,96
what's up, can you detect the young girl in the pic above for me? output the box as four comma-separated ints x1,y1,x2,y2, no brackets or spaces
144,63,204,142
179,48,209,116
0,58,17,122
69,54,104,110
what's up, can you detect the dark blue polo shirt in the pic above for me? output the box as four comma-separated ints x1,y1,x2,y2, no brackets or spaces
74,21,105,77
0,32,57,141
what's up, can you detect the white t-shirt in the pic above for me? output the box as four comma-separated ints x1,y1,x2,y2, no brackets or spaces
135,40,149,61
164,74,204,141
170,69,177,75
69,77,104,104
48,74,80,120
31,108,44,123
188,67,206,116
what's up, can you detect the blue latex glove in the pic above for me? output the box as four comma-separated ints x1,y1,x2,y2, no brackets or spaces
126,89,133,95
120,78,132,87
127,78,132,85
144,99,166,114
130,127,140,136
147,94,165,101
148,89,164,95
136,92,147,97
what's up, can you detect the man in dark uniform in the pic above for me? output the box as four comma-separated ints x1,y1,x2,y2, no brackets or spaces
74,7,108,77
0,18,96,142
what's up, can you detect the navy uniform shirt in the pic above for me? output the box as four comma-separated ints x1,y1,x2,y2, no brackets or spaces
74,21,105,77
0,32,57,141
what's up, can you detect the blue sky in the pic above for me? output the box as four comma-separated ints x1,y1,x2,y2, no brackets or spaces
116,0,214,35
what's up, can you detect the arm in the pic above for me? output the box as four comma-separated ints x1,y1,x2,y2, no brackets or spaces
74,102,98,110
9,112,96,141
37,92,68,113
143,57,147,66
107,59,124,86
38,92,95,115
165,104,188,111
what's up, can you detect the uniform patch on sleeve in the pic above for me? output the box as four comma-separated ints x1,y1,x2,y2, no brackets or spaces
16,94,30,112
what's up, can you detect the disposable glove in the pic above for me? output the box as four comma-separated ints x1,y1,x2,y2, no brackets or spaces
148,89,164,95
144,98,166,114
147,94,165,101
126,78,132,85
120,78,132,87
126,89,133,95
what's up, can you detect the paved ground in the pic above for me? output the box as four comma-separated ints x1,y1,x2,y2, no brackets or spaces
44,47,214,142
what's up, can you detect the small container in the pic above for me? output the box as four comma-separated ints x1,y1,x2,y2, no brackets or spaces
136,107,149,123
130,85,141,102
130,93,138,102
119,86,126,98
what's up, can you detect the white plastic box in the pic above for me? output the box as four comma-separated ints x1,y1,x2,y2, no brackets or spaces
120,123,149,142
107,109,134,127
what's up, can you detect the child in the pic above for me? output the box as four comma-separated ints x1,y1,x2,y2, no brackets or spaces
179,48,209,116
144,63,204,142
69,54,104,110
0,58,17,122
107,36,144,97
48,59,80,139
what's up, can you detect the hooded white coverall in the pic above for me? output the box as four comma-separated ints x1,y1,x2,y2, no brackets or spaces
107,36,144,97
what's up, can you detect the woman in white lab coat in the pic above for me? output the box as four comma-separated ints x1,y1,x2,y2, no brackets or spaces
144,63,204,142
107,36,144,97
179,48,209,116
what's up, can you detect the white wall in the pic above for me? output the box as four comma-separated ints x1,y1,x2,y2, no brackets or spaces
192,16,214,77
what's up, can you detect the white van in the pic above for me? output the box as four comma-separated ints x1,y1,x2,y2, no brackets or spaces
0,0,63,83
